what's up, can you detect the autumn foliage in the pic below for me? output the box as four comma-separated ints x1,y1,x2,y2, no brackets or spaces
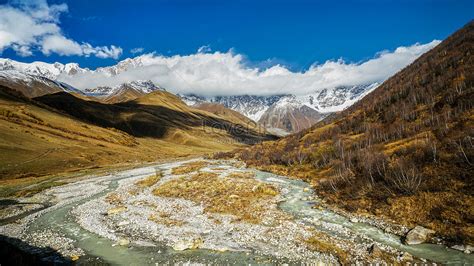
236,21,474,244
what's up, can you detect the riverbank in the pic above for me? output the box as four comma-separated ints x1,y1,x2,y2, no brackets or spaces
0,159,472,264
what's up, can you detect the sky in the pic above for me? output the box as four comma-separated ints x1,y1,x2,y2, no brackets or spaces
0,0,472,95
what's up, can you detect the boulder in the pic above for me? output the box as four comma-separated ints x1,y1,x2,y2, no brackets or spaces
451,244,465,252
350,217,359,223
172,238,202,251
452,244,474,254
404,226,435,245
399,252,413,261
465,245,473,254
118,238,130,246
368,244,383,257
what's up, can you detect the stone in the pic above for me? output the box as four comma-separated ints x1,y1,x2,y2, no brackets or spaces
400,252,413,261
216,247,229,252
118,238,130,246
455,244,474,254
350,217,359,223
465,245,474,254
303,187,310,192
368,244,382,257
404,226,435,245
451,244,465,252
107,206,127,215
172,238,202,251
118,221,130,226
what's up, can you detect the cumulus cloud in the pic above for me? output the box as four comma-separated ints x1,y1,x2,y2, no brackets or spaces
130,47,144,54
0,0,122,59
59,40,440,96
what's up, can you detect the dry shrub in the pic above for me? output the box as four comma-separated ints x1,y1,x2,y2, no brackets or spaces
135,172,162,187
105,192,123,205
171,161,208,175
305,232,349,264
387,192,474,244
226,171,255,179
148,212,185,227
152,171,278,223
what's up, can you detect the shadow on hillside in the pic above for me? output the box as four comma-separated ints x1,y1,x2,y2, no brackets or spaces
34,92,278,144
0,235,73,265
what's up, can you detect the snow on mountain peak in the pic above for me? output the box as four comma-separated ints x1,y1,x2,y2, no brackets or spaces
84,80,163,96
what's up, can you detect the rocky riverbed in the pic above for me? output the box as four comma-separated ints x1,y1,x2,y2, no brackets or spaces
0,159,473,265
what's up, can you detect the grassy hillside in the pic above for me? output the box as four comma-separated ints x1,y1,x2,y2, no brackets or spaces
0,85,273,197
35,90,274,143
102,87,146,104
194,102,260,129
235,21,474,244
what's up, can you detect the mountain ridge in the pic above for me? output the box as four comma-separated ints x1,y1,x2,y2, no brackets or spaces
234,21,474,244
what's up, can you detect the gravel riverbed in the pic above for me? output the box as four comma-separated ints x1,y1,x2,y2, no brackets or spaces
1,159,470,265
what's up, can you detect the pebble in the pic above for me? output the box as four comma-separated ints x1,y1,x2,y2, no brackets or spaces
118,238,130,246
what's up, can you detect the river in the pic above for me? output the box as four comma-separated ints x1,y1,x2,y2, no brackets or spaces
2,159,473,265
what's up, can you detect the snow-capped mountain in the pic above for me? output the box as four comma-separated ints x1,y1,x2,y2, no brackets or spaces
0,58,164,98
0,70,82,98
0,57,380,133
258,95,325,134
85,80,164,97
297,83,380,113
212,95,285,122
0,58,89,80
178,82,379,134
0,56,152,81
179,94,285,122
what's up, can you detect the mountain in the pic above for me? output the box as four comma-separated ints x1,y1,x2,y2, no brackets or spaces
0,56,381,134
235,21,473,244
0,81,274,181
0,56,148,79
35,89,274,144
179,83,378,134
85,80,164,98
0,58,88,80
258,95,326,134
0,57,379,134
193,102,260,131
0,70,82,98
179,94,284,121
295,83,380,113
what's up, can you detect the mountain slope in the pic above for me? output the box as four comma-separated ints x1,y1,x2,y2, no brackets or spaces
179,84,378,134
258,95,326,134
35,90,274,143
0,84,273,190
236,21,473,244
0,70,81,98
193,102,260,130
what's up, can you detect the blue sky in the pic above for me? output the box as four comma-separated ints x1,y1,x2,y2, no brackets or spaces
0,0,472,70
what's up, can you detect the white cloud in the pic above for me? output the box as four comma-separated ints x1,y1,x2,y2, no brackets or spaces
197,45,211,53
0,0,122,59
130,47,144,54
41,34,83,56
58,40,440,96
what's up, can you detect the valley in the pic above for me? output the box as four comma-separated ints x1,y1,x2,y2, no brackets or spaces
0,1,472,264
2,158,473,265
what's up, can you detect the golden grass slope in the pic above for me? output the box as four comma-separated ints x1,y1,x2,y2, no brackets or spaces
0,86,249,196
